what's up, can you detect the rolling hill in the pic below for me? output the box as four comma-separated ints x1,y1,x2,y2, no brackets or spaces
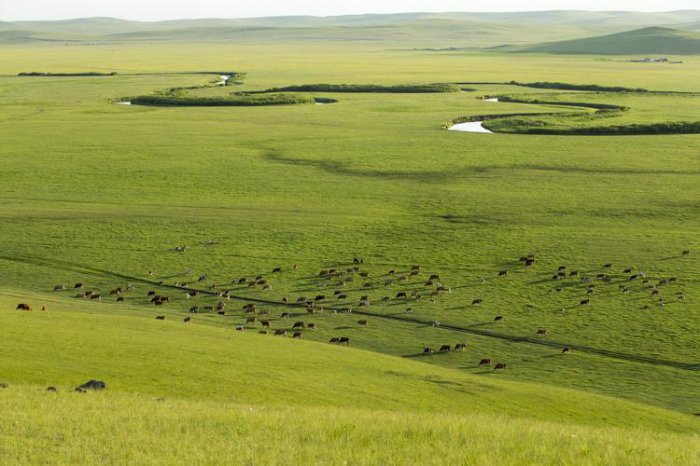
1,11,699,47
517,26,700,55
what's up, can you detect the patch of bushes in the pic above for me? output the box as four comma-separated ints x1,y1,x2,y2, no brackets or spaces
509,81,647,93
521,121,700,135
131,93,315,107
18,72,117,77
497,96,629,112
256,83,460,93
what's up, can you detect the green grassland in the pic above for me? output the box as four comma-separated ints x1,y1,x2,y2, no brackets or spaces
0,37,699,463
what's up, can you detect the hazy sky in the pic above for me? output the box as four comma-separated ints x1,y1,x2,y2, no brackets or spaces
1,0,697,21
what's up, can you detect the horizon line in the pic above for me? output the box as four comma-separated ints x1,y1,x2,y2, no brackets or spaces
3,9,699,23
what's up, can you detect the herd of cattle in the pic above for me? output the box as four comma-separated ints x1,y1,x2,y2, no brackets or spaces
15,249,691,371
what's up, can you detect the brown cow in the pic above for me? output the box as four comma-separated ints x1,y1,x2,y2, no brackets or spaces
261,320,270,328
259,330,268,335
292,321,305,329
307,323,317,330
329,337,340,344
155,315,165,320
272,267,282,273
429,274,440,281
536,329,548,336
498,270,508,277
41,305,48,311
439,345,451,352
579,299,590,306
183,317,191,323
682,249,690,256
357,320,368,326
16,303,32,311
478,358,491,366
494,363,507,370
494,315,503,322
292,332,302,339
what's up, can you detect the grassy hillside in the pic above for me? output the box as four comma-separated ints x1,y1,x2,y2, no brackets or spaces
1,291,698,463
518,26,700,55
0,38,699,463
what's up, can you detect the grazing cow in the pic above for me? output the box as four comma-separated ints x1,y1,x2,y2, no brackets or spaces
454,343,467,351
411,265,421,272
425,279,435,287
261,320,270,328
494,315,503,322
262,284,272,291
478,358,491,366
439,345,451,352
603,263,612,269
217,311,226,316
53,285,65,292
651,289,660,296
569,271,578,277
388,269,396,275
409,270,420,277
357,319,368,326
109,288,122,296
579,299,590,306
147,291,156,297
436,285,451,294
237,278,247,285
189,306,199,313
90,294,101,301
198,275,208,282
558,266,566,271
336,294,348,300
245,317,256,324
498,270,508,277
292,321,305,329
432,320,440,327
307,323,317,330
623,268,633,274
536,329,548,336
556,287,562,292
155,316,165,320
204,305,214,312
47,386,57,392
405,307,413,313
329,338,339,344
259,331,268,335
429,274,440,281
358,299,370,307
243,303,257,311
557,271,566,278
272,267,282,273
74,283,83,289
291,332,302,339
525,258,535,267
338,337,350,345
472,299,483,306
116,297,124,303
236,326,246,332
281,312,290,319
315,295,326,302
362,282,373,289
281,296,288,305
494,363,507,370
127,283,134,291
41,305,48,311
359,272,369,278
423,347,433,355
340,308,352,314
668,277,678,284
561,347,570,354
682,249,690,256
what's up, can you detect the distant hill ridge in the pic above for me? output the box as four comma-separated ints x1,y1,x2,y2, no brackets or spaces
0,11,699,47
517,26,700,55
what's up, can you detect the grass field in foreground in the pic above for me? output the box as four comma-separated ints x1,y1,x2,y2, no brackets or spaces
0,40,698,463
